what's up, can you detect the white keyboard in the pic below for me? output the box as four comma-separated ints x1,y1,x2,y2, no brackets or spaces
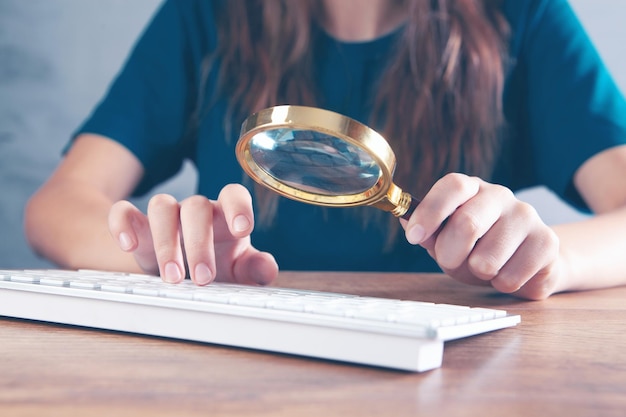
0,269,520,372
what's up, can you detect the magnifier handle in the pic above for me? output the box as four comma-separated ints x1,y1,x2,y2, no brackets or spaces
375,185,420,219
399,195,420,221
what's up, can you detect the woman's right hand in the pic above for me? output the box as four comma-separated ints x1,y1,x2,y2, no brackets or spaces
107,183,278,286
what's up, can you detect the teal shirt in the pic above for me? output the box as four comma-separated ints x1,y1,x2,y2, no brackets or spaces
75,0,626,272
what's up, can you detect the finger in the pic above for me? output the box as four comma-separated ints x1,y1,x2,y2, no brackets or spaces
490,227,559,294
217,183,255,239
511,259,561,301
229,248,279,286
439,259,493,287
405,173,480,245
109,200,142,251
108,200,158,274
466,202,536,280
147,194,185,284
415,226,492,288
179,195,216,285
433,185,510,270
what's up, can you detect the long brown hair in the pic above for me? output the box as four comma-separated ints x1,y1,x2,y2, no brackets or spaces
211,0,510,228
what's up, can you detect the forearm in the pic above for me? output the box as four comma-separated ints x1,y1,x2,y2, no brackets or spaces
24,180,141,273
552,205,626,293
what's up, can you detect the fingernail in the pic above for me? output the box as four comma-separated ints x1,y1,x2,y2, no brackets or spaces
118,232,133,251
164,262,183,283
233,215,250,233
194,263,213,285
407,224,426,245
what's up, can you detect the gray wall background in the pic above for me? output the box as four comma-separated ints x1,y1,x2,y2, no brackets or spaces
0,0,624,268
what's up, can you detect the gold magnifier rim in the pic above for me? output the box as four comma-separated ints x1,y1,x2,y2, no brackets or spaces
235,105,397,207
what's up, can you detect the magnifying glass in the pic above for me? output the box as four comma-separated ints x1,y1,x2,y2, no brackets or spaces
235,105,419,219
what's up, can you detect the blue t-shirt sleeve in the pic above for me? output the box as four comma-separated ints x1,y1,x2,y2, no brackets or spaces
73,0,213,195
519,0,626,206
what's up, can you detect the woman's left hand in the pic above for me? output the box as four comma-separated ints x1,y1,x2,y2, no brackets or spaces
401,173,563,300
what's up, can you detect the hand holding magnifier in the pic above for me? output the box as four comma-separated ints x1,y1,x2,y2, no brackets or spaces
235,105,419,219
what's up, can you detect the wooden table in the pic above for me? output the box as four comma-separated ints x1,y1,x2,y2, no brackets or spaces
1,272,625,416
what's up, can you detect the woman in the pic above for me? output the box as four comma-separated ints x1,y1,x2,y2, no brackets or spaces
24,0,626,299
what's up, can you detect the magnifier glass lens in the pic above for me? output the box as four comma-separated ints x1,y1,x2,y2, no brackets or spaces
249,128,382,195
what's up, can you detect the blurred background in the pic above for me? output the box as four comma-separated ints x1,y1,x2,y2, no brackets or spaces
0,0,624,268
